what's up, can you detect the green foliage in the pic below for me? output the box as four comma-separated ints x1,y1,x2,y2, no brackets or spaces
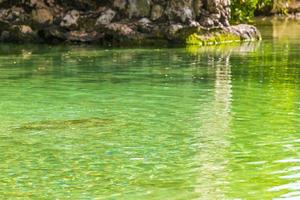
231,0,289,23
231,0,259,22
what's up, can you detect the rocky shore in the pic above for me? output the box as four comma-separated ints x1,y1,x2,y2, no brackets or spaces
0,0,261,45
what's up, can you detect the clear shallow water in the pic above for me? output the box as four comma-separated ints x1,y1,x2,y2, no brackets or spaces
1,20,300,199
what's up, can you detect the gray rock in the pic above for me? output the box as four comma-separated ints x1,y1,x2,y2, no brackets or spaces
65,31,104,42
0,31,9,40
193,0,203,17
32,8,53,24
138,17,151,24
113,0,127,10
96,9,116,26
0,0,260,45
226,24,262,41
166,0,194,23
151,4,164,21
200,17,214,27
167,24,184,39
1,25,36,42
128,0,151,18
19,25,33,34
60,10,80,29
189,20,200,27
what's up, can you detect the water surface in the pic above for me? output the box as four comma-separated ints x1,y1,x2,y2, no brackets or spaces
1,19,300,199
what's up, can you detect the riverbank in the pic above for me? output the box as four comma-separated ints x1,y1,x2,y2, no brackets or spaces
0,0,261,46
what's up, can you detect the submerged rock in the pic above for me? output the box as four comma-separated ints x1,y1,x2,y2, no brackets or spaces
16,118,114,131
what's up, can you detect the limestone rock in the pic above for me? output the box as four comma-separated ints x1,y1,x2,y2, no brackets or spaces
127,0,151,18
167,24,184,39
166,0,194,23
60,10,80,29
19,25,33,34
32,8,53,24
6,7,26,23
0,31,9,41
0,0,261,45
137,17,153,33
226,24,262,41
29,0,47,8
206,0,220,13
39,26,66,42
113,0,127,10
199,17,214,27
65,31,104,42
96,9,116,26
193,0,203,17
151,4,164,21
105,23,135,36
1,25,36,42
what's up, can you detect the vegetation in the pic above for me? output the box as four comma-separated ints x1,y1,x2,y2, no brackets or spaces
231,0,290,22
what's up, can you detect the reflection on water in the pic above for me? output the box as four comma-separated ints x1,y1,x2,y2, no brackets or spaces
195,50,232,199
0,20,300,199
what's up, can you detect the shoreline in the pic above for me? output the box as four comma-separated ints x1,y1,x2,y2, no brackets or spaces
0,0,260,46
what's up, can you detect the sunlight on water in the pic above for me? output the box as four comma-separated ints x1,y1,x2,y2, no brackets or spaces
0,19,300,199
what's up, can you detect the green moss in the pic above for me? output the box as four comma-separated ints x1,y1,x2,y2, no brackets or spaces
186,33,241,46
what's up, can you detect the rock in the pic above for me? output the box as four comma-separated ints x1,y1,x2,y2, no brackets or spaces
138,17,151,24
113,0,127,10
226,24,262,41
6,6,25,22
0,0,260,45
166,0,194,23
65,31,104,42
127,0,151,18
151,4,164,21
193,0,203,17
96,9,116,26
200,17,214,27
105,23,135,36
39,26,66,42
32,8,53,25
58,0,97,10
206,0,220,13
0,31,9,41
189,20,200,27
0,20,9,32
220,10,230,26
60,10,80,29
181,7,194,22
0,25,36,42
19,25,33,34
29,0,47,8
211,13,221,21
137,17,153,33
166,24,184,39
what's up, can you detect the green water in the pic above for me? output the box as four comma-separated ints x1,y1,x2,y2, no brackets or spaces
1,20,300,199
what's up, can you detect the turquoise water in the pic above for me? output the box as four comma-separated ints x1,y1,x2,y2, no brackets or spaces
1,20,300,199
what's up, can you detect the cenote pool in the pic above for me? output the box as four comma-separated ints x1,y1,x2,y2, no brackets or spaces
1,19,300,199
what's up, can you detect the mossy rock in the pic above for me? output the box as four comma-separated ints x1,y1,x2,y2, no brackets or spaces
186,32,241,46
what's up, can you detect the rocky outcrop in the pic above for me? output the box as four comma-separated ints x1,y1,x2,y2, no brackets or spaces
0,0,261,45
